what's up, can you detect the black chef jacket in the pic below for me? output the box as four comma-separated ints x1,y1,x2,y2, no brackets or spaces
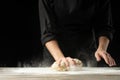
38,0,114,66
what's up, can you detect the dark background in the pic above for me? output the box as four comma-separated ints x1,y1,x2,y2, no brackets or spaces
0,0,120,67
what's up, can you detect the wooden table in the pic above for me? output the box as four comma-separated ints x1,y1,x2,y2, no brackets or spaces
0,67,120,80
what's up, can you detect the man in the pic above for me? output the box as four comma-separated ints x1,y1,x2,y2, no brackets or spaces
38,0,116,67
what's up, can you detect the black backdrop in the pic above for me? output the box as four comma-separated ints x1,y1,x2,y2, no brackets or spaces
0,0,120,67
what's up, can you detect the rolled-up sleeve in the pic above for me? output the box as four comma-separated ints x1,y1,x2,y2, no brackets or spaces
94,0,115,41
38,0,57,46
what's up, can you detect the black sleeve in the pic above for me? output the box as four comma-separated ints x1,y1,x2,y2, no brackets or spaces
94,0,115,42
38,0,57,46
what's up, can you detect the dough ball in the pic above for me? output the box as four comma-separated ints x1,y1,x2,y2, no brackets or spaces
51,58,83,71
69,58,83,71
51,62,69,71
73,58,83,66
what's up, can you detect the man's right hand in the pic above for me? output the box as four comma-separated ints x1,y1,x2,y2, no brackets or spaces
56,57,77,67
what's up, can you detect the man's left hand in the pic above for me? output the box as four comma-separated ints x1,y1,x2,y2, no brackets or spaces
95,49,116,66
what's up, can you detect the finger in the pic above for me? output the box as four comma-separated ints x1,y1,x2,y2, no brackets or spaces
65,59,69,67
110,56,117,66
108,56,113,66
108,56,116,66
57,59,62,67
106,54,116,66
66,57,76,65
111,58,116,66
72,59,76,65
95,53,101,61
109,55,117,66
106,54,112,66
61,58,69,67
110,57,115,66
101,53,110,65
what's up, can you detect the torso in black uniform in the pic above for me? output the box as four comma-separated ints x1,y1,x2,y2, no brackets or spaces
54,0,96,24
48,0,96,54
39,0,113,66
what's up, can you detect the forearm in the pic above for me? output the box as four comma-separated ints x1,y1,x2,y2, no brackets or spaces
98,36,110,51
45,40,65,61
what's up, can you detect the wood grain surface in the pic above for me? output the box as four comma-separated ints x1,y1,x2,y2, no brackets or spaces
0,67,120,80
